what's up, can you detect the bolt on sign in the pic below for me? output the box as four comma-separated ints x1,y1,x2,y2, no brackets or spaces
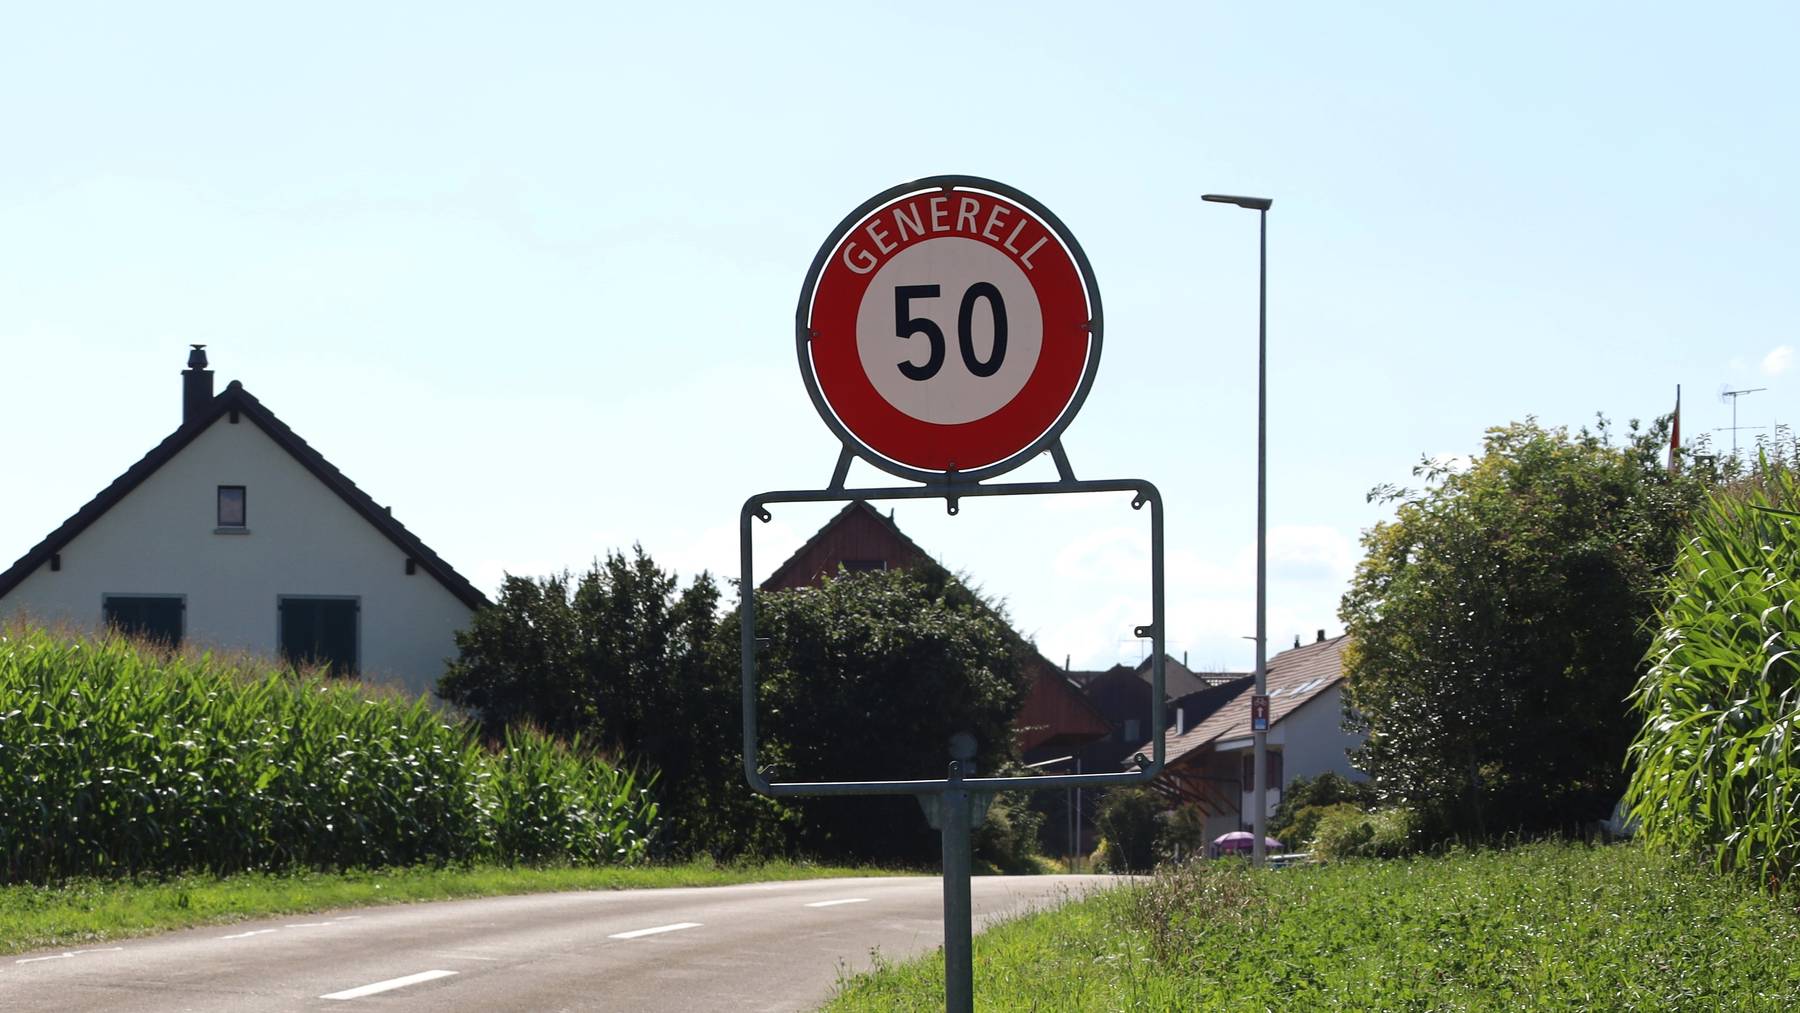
797,178,1102,484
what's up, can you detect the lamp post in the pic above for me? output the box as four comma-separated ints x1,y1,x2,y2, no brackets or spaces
1202,193,1272,867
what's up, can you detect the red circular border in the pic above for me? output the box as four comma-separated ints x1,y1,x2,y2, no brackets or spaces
806,189,1092,473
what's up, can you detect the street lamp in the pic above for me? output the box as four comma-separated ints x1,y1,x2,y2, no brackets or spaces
1203,192,1272,868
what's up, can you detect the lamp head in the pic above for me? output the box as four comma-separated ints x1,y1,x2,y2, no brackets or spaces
1202,194,1273,211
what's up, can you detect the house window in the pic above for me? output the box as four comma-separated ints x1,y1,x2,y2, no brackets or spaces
1240,750,1284,789
103,595,184,647
1122,718,1141,743
279,596,359,676
217,486,247,528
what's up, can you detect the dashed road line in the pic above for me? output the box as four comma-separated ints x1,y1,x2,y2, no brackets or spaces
16,947,124,964
607,922,702,940
320,969,458,1001
219,929,279,940
804,897,871,908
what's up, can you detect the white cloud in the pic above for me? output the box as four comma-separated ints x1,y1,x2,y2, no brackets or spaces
1762,345,1794,376
1268,525,1359,583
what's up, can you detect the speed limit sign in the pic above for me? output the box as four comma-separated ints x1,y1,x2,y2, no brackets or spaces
797,176,1102,482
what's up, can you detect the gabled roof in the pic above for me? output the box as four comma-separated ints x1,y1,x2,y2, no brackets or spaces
1136,633,1351,769
0,381,489,611
1016,651,1113,753
1134,654,1242,699
760,499,934,590
1068,654,1244,702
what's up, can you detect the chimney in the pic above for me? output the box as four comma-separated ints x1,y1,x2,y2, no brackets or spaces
1174,706,1185,736
182,345,213,424
1317,629,1327,643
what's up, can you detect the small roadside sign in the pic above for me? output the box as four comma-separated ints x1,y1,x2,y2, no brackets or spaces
797,176,1101,482
1251,694,1270,732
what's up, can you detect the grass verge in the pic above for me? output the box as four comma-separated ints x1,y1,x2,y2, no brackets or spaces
827,843,1800,1010
1,859,910,956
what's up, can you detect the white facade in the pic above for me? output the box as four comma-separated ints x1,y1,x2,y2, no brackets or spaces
1203,685,1367,843
1,412,475,699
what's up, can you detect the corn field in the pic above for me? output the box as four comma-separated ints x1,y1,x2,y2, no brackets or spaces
0,625,659,883
1626,463,1800,891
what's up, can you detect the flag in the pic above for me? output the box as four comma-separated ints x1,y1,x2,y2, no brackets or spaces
1669,385,1681,474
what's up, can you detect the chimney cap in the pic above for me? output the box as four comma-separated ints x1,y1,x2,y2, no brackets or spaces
186,344,209,370
1316,629,1327,643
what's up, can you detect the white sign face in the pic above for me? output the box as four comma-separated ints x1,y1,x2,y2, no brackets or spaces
853,238,1045,426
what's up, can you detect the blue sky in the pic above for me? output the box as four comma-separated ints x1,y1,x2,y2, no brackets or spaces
3,2,1794,673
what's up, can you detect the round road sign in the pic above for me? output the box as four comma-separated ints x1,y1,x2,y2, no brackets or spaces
797,176,1102,483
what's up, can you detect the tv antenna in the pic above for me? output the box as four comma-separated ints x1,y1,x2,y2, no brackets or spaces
1717,385,1768,458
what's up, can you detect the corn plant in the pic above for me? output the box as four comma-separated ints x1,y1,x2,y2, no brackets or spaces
1626,462,1800,891
0,625,660,883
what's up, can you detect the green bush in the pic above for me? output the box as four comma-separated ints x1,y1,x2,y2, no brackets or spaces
0,626,659,882
973,783,1047,873
1154,804,1209,863
1280,804,1346,853
1311,804,1419,860
1626,461,1800,891
1269,772,1377,846
1094,787,1161,872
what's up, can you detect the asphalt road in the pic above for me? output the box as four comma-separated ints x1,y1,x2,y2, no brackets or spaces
0,874,1116,1011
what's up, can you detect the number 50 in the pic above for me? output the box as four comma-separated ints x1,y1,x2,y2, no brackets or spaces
893,284,1008,381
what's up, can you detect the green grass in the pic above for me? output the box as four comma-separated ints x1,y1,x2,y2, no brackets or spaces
0,859,909,955
828,843,1800,1011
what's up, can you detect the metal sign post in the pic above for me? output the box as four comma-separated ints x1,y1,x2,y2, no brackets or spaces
743,175,1171,1013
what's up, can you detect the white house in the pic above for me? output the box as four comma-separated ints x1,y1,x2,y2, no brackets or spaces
0,348,487,698
1135,632,1366,844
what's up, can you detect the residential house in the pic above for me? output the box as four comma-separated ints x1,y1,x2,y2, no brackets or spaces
0,348,488,698
1135,631,1364,844
1067,655,1248,775
1056,656,1248,853
761,500,1111,760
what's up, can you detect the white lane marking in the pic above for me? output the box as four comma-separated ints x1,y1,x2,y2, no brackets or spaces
607,922,702,940
219,929,279,940
804,897,871,908
287,922,338,928
332,915,361,921
320,969,458,1001
16,947,124,964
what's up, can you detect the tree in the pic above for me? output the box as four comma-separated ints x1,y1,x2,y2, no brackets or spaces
737,565,1033,864
1340,417,1711,840
439,548,792,858
439,550,1033,864
1093,787,1160,872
